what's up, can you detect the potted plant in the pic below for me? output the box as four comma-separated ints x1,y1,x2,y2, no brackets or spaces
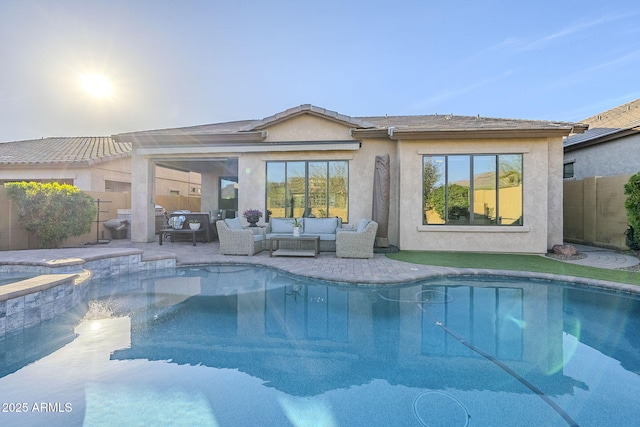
243,209,263,227
188,219,201,230
293,218,302,237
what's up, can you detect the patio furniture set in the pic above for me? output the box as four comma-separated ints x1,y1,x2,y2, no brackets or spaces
215,217,379,258
158,212,214,246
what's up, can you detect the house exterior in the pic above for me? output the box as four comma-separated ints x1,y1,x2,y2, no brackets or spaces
563,98,640,180
0,136,201,195
563,123,640,180
116,104,585,254
562,98,640,249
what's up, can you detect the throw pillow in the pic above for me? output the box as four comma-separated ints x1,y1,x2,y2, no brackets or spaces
270,218,295,233
225,217,243,230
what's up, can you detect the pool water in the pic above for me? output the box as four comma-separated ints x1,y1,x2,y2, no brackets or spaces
1,265,639,426
0,274,36,286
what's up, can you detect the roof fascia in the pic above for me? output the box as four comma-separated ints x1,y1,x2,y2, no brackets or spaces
353,127,581,140
136,140,362,156
114,131,267,145
388,128,576,140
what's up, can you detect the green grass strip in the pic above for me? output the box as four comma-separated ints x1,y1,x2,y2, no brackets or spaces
386,251,640,285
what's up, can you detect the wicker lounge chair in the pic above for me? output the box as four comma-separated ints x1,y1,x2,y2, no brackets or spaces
336,220,378,259
216,218,265,256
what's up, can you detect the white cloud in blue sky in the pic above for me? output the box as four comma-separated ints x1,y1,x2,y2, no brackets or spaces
1,0,639,142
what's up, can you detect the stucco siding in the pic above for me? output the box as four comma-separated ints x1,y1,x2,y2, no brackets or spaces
238,139,398,242
397,138,553,254
263,114,354,142
547,138,564,249
566,133,640,180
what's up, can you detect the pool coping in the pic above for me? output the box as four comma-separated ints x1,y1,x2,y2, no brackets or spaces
1,248,638,339
2,248,638,293
0,249,177,338
181,259,640,296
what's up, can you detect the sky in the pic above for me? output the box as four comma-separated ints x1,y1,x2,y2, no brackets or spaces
1,0,639,143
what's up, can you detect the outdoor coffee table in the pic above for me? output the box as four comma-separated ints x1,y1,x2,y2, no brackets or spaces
159,228,207,246
269,235,320,257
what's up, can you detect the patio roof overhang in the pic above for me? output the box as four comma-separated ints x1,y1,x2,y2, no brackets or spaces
113,131,268,146
134,140,361,156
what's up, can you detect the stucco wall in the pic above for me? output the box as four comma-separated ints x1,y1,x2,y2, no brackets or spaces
547,137,564,250
566,133,640,180
127,113,565,252
397,138,555,254
563,174,632,249
0,156,198,195
237,115,399,244
264,114,353,141
156,168,201,196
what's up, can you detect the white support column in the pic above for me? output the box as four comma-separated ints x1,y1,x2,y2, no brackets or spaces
201,171,218,216
131,154,156,242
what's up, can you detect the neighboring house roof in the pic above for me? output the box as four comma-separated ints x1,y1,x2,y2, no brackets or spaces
0,137,131,165
564,118,640,152
581,98,640,129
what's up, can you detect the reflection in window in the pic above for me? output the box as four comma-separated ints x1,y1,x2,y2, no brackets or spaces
219,177,238,212
266,161,348,221
265,281,349,342
420,286,523,361
423,154,522,225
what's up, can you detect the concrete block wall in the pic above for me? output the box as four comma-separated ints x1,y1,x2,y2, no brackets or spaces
563,174,633,249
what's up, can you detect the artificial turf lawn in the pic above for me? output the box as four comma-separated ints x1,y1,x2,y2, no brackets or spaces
386,251,640,286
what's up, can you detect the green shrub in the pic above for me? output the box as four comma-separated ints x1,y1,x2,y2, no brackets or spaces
625,172,640,232
430,184,470,220
6,181,97,248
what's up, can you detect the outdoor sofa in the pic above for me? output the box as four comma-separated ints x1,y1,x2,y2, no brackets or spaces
265,217,343,252
216,218,265,255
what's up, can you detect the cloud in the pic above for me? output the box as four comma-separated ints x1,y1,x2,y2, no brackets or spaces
468,12,635,61
412,67,520,112
547,47,640,91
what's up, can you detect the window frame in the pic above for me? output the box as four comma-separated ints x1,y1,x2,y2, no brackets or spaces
265,160,349,222
563,161,575,179
422,154,523,226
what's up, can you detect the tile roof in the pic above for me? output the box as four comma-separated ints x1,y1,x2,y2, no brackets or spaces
357,114,580,131
5,105,585,162
0,137,131,165
581,98,640,128
245,104,377,130
116,120,256,137
115,104,585,139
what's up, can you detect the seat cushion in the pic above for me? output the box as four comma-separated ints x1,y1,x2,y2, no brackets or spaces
225,217,243,230
303,218,338,234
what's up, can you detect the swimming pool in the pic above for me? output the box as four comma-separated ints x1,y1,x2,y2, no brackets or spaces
1,265,638,426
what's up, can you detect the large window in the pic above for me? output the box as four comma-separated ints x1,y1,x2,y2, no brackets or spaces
423,154,523,225
266,160,348,221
